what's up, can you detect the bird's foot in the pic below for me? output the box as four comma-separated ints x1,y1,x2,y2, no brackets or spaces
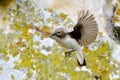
65,50,75,57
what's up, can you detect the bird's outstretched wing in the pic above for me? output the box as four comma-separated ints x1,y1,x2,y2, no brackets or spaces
74,10,98,46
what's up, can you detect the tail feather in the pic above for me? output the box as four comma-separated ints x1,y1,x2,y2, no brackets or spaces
77,58,86,66
76,50,86,66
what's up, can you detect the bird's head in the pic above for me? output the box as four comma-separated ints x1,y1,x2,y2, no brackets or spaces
51,27,66,38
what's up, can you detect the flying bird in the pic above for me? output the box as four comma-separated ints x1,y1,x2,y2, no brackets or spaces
51,10,98,66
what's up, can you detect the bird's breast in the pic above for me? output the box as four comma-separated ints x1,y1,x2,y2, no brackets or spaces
62,35,81,50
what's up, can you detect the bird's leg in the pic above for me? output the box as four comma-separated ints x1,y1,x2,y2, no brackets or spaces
65,50,76,57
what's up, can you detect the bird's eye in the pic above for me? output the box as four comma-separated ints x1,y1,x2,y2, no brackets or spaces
57,32,61,33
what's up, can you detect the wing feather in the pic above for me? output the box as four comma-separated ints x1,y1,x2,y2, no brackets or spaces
75,10,98,46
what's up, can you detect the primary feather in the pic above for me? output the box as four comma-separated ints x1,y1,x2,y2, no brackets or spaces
75,10,98,46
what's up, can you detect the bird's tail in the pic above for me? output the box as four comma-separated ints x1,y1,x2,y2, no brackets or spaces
76,49,86,66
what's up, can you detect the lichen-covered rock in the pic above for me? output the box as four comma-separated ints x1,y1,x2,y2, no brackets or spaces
113,0,120,42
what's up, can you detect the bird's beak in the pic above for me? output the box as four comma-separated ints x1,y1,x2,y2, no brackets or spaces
50,33,57,38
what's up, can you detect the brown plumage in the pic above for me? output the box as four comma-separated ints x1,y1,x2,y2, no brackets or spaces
76,10,98,46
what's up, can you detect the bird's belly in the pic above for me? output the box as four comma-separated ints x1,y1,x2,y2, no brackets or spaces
62,36,81,50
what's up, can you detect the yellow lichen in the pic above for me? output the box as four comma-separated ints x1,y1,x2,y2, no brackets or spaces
116,9,120,15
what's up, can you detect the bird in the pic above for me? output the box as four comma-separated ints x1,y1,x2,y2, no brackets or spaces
50,10,98,66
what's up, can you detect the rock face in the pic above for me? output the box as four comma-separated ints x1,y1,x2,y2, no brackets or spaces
105,0,120,43
32,0,120,62
113,1,120,43
0,0,14,20
33,0,112,16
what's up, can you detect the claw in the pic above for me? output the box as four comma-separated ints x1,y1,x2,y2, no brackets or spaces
65,52,71,57
65,50,75,57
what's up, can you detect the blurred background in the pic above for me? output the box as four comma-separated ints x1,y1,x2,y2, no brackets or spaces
0,0,120,80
